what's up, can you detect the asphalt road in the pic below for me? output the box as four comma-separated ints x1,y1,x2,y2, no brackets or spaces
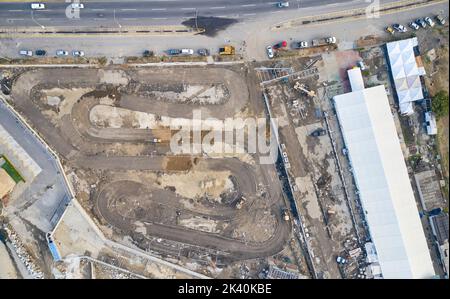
0,0,370,27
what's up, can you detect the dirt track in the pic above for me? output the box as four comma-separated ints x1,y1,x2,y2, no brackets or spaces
9,66,291,261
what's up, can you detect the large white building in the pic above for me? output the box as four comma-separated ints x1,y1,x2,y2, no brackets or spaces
386,37,426,115
333,68,435,279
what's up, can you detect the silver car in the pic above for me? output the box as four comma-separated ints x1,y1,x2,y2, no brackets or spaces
72,50,85,57
266,46,274,59
56,50,69,56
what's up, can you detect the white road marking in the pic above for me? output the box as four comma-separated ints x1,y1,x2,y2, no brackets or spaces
152,17,167,20
210,6,226,9
7,18,24,21
181,8,195,10
92,9,105,11
122,18,137,20
8,10,23,12
243,13,256,16
151,8,167,11
241,4,256,7
216,15,228,18
36,18,51,20
121,9,137,11
270,10,282,13
93,18,105,20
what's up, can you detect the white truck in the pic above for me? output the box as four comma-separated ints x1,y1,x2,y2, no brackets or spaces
312,37,336,47
31,3,45,10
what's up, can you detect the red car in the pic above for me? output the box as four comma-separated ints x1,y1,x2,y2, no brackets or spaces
273,41,287,49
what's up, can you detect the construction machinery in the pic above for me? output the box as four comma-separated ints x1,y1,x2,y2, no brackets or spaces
293,81,316,98
219,45,235,55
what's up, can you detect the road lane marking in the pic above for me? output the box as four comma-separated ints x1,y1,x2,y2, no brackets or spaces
7,18,24,21
151,8,167,11
8,10,23,12
92,9,105,11
121,9,137,11
152,17,168,20
210,6,226,9
243,13,256,16
122,18,137,20
181,8,195,10
270,10,282,13
241,4,256,7
36,18,51,20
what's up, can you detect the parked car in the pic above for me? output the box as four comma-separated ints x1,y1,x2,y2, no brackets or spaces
35,50,46,56
277,1,289,8
357,60,367,71
436,15,446,25
409,22,420,30
416,18,427,28
293,41,308,49
167,49,181,55
197,48,210,56
72,50,85,57
56,50,69,56
424,17,435,27
310,128,326,137
31,3,45,10
393,24,407,33
19,50,33,56
143,50,153,57
71,3,84,9
181,48,194,55
385,26,395,35
266,46,274,59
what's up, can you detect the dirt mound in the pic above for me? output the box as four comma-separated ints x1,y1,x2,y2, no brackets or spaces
163,156,194,171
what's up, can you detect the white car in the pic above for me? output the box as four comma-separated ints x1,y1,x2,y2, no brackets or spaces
72,50,85,57
181,48,194,55
19,50,33,56
357,60,367,71
56,50,69,56
71,3,84,9
266,46,274,59
409,22,420,30
424,17,435,27
31,3,45,10
277,2,289,8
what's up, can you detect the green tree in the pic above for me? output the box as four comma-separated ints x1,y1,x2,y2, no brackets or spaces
432,90,449,118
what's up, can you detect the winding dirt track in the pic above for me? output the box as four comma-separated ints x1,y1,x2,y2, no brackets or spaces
10,67,291,260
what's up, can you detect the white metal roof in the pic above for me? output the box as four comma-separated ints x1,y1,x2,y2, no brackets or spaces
347,67,365,91
386,37,425,115
333,85,435,279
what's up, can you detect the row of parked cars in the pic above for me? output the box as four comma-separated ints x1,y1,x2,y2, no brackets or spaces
31,2,84,9
19,49,85,57
166,48,210,56
386,15,446,34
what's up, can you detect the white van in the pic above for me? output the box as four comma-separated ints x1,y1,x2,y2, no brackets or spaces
31,3,45,10
71,3,84,9
181,49,194,55
19,50,33,56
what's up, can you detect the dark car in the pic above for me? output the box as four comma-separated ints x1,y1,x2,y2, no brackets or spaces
35,50,46,56
416,18,427,28
143,50,154,57
310,128,326,137
197,48,210,56
167,49,181,55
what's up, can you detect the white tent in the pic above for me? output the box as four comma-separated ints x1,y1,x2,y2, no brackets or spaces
386,37,425,115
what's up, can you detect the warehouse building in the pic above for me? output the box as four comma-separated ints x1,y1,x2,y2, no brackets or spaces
333,68,435,279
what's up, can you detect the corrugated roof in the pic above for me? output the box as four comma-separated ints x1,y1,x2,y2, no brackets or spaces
333,85,435,279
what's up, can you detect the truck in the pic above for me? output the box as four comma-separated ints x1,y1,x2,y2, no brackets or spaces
219,45,235,55
292,41,308,49
282,209,290,221
273,40,287,49
311,37,336,47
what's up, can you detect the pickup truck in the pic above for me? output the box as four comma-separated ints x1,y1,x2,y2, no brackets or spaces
311,37,336,47
292,41,308,49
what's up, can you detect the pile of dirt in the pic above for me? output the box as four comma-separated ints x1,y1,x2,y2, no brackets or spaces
163,156,194,171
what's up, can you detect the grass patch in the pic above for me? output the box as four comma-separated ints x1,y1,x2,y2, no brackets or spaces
0,155,24,183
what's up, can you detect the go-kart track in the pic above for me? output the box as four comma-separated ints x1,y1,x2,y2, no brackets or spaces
9,66,291,262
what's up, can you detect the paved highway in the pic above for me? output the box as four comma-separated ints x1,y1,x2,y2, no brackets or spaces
0,0,368,27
